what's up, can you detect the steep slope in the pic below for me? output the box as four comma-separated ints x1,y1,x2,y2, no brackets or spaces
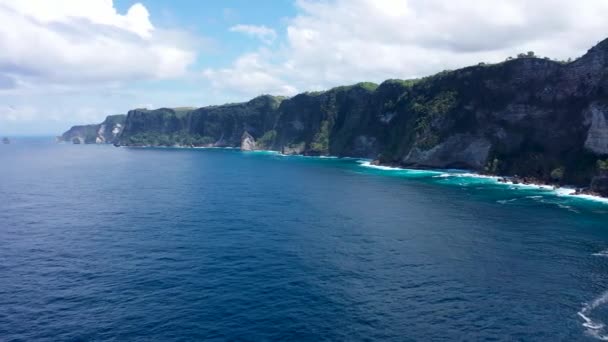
64,38,608,195
60,114,126,144
117,96,284,147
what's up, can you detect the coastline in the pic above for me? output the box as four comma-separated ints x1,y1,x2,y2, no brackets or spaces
358,160,608,205
112,143,608,204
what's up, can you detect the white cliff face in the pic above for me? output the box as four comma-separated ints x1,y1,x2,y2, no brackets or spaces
241,131,256,151
112,124,122,137
584,103,608,155
96,124,107,144
93,123,124,144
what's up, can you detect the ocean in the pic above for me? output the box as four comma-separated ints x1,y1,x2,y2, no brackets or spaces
1,138,608,341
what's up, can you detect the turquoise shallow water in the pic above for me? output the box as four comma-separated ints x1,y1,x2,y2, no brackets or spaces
1,138,608,341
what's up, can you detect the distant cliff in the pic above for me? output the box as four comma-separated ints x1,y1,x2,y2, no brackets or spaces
60,114,126,144
116,98,282,148
62,39,608,196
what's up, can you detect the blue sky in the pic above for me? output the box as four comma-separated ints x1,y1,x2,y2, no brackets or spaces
1,0,608,135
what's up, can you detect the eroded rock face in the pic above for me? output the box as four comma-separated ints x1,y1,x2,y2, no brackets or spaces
241,131,256,151
281,142,306,155
591,176,608,197
402,135,492,169
60,114,125,144
62,38,608,193
584,103,608,155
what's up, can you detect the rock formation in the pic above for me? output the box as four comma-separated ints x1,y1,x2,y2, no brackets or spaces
240,131,256,151
60,114,126,144
60,38,608,195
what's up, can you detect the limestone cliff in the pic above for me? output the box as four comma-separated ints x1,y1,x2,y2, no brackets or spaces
61,38,608,194
116,96,283,147
240,131,256,151
60,114,126,144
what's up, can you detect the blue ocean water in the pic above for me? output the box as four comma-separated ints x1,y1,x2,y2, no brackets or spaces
1,138,608,341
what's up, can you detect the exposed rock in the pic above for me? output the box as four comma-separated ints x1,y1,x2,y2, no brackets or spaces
402,135,492,169
351,135,378,158
60,114,126,144
281,142,306,155
584,103,608,154
117,96,283,147
241,131,256,151
590,175,608,197
61,38,608,196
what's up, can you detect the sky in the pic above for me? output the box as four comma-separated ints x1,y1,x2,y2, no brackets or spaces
2,0,608,135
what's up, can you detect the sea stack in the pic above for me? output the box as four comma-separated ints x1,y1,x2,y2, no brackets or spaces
2,137,10,144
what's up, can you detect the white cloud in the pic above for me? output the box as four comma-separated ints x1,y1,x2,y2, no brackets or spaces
0,0,201,133
205,0,608,98
203,51,297,97
2,0,154,38
0,0,196,86
230,24,277,44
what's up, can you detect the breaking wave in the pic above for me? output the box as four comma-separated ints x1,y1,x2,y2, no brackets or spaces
579,291,608,340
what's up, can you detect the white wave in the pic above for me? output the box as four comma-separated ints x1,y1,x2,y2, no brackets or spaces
356,161,608,206
243,149,279,154
593,250,608,257
357,161,444,175
568,194,608,205
554,188,577,196
454,173,499,180
497,198,518,204
434,173,452,178
501,181,555,191
579,291,608,340
191,146,237,150
358,161,405,171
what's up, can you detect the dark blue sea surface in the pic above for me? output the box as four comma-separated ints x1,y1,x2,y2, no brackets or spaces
1,138,608,341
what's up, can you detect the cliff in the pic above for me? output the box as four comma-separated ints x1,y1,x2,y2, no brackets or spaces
116,96,283,147
62,38,608,194
60,114,126,144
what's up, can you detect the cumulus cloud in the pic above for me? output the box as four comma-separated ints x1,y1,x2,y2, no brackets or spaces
230,24,277,44
0,0,202,133
203,50,297,97
204,0,608,98
0,0,196,87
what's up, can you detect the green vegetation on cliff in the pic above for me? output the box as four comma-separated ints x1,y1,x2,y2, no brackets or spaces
63,38,608,194
60,114,126,144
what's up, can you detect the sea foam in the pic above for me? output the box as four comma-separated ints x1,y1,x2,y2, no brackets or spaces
579,291,608,340
357,161,608,206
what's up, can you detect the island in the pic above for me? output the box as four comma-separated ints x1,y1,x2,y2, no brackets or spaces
2,137,10,144
60,38,608,197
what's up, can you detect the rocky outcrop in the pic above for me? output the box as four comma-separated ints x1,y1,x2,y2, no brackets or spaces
241,131,256,151
590,175,608,197
62,38,608,195
402,135,491,169
584,103,608,155
60,114,125,144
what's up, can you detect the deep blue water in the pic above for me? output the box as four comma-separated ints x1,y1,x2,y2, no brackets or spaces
2,138,608,341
